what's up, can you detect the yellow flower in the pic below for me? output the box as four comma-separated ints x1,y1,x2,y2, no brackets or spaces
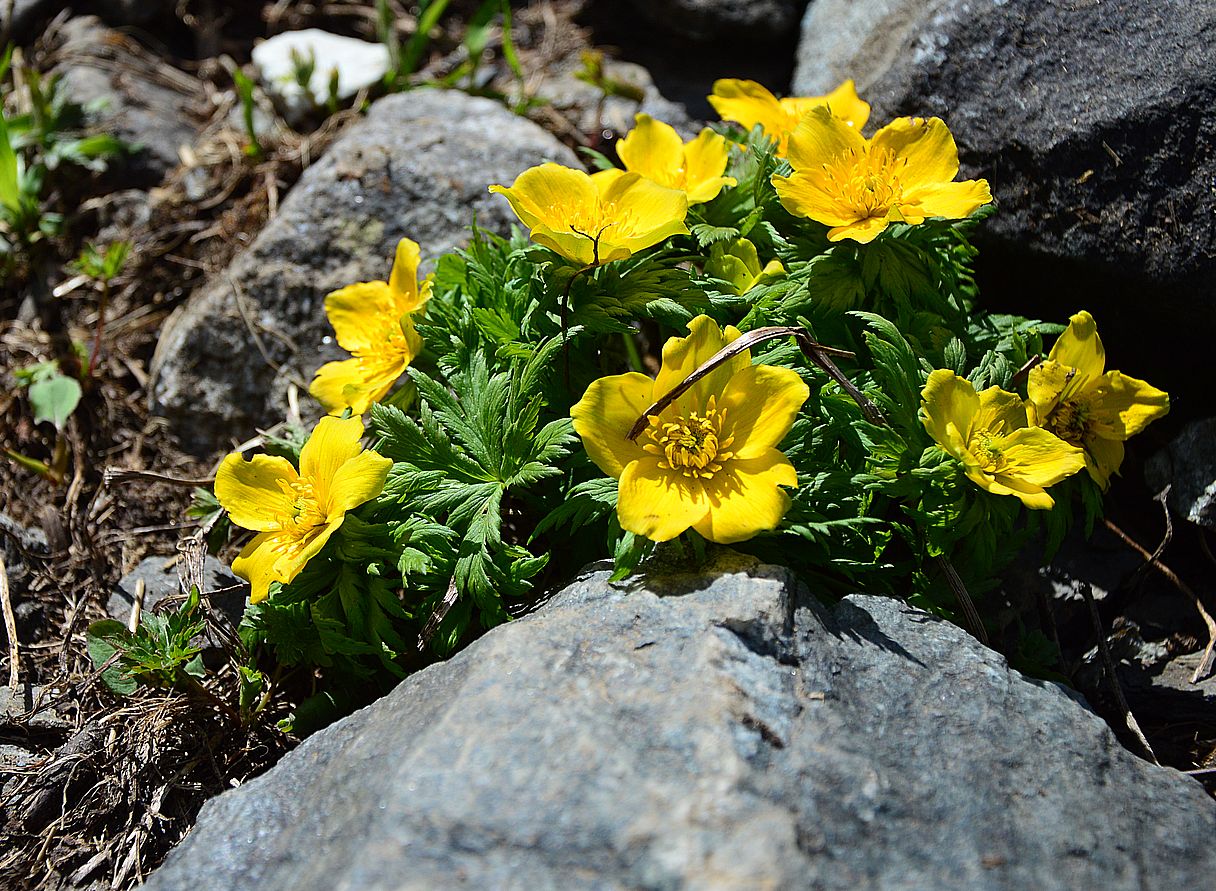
571,315,809,543
215,415,392,603
310,238,431,415
708,78,869,156
921,369,1085,510
1026,311,1169,489
615,114,737,204
704,237,784,295
772,109,992,244
488,162,689,267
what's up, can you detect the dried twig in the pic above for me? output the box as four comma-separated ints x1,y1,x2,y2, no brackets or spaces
626,325,869,441
416,577,460,654
1103,516,1216,684
1079,580,1159,764
103,468,216,488
935,554,988,645
1,555,18,689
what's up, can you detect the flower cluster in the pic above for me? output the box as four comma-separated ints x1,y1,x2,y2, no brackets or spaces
202,74,1172,711
921,312,1168,508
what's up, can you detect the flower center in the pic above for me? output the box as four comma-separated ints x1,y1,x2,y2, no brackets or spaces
823,147,904,219
273,477,326,541
642,398,735,479
350,318,413,376
971,432,1007,473
1045,399,1090,447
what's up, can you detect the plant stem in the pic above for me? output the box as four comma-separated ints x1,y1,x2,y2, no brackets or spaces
88,279,109,377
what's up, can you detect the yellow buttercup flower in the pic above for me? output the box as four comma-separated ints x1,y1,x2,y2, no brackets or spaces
571,315,809,543
489,163,689,267
1026,311,1169,489
921,369,1085,510
310,238,431,416
708,78,869,156
615,114,737,204
215,415,392,603
772,108,992,244
704,237,784,295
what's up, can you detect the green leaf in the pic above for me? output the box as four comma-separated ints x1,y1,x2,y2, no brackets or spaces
86,620,138,696
0,113,22,214
28,372,81,430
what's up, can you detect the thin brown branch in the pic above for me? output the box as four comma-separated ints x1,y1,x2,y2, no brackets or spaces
1079,580,1159,764
1103,516,1216,684
416,576,460,654
103,468,216,488
627,326,868,441
1,555,18,689
935,554,988,645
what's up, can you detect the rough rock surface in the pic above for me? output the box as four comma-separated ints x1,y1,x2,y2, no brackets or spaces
108,554,248,630
52,17,199,184
150,90,578,454
146,557,1216,890
533,56,698,138
622,0,805,44
1146,418,1216,528
792,0,1216,409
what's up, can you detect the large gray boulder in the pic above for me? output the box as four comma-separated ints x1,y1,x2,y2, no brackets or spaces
146,556,1215,890
51,17,200,184
793,0,1216,409
149,90,578,454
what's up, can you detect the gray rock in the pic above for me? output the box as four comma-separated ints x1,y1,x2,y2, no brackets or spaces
0,0,58,43
1146,418,1216,528
532,55,698,139
108,554,248,630
150,90,578,454
622,0,805,44
792,0,1216,406
52,16,200,184
0,511,48,591
146,556,1216,890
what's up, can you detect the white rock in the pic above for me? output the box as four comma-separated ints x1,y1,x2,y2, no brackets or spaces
252,29,390,114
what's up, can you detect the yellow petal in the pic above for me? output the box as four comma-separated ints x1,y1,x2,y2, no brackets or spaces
234,520,344,603
1083,436,1124,490
326,448,392,517
617,114,685,187
388,238,428,314
1047,310,1105,385
920,370,978,458
231,531,279,603
974,386,1029,437
215,452,299,532
694,451,797,543
489,163,598,232
903,179,992,221
781,79,870,131
599,172,689,256
1026,360,1073,425
998,426,1087,487
707,78,786,139
968,471,1056,510
570,372,655,479
784,106,867,173
827,215,889,244
1086,370,1169,439
299,415,367,496
617,457,709,542
773,169,859,228
309,357,380,416
681,128,735,204
871,117,960,189
719,365,809,459
654,315,747,413
530,229,602,266
324,282,397,353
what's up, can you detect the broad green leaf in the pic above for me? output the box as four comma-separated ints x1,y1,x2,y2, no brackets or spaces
28,372,81,431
